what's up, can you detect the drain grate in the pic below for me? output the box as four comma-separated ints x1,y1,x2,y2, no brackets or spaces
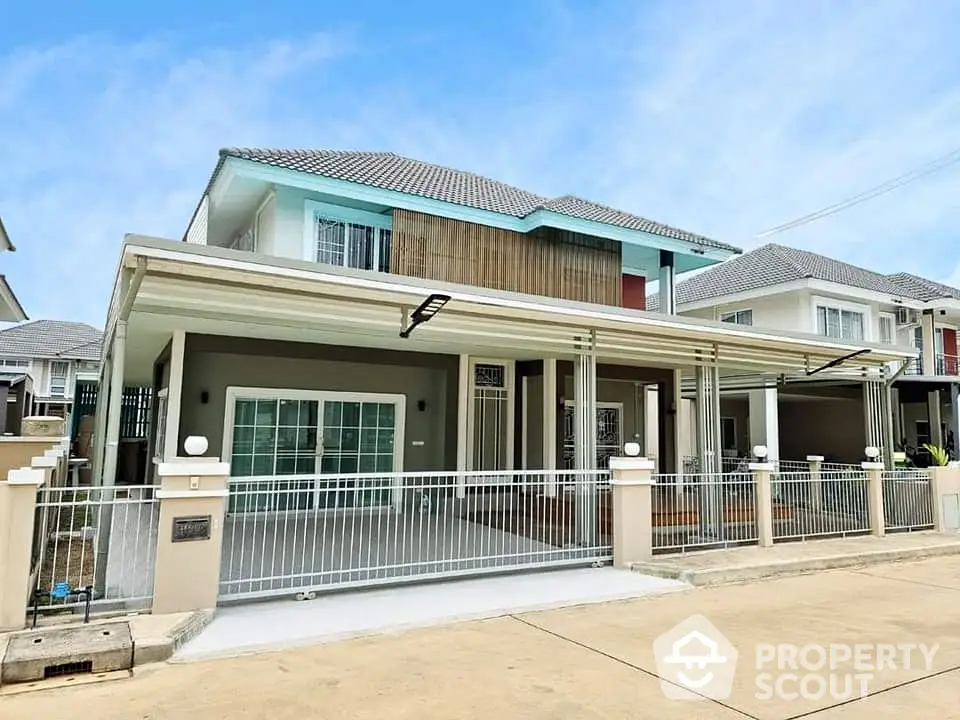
44,660,93,679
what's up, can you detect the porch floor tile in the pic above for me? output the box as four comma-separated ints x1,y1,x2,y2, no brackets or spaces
175,567,688,661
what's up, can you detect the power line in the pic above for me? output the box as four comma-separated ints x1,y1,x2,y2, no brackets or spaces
756,145,960,239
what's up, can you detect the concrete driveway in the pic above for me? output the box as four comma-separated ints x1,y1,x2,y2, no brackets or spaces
4,556,960,719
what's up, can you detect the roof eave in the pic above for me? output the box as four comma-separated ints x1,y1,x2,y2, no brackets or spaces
0,217,14,252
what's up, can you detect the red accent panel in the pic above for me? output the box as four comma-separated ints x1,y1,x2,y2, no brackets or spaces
943,328,958,375
622,274,646,310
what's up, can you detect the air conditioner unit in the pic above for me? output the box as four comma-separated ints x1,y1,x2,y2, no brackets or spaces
895,307,918,325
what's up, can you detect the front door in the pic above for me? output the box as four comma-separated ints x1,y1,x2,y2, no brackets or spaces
226,390,404,512
563,402,623,469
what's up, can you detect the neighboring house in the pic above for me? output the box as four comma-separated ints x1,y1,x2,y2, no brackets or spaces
0,320,103,427
91,149,907,601
647,243,951,464
0,216,29,323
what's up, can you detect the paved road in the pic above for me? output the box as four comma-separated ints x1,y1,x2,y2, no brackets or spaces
3,556,960,719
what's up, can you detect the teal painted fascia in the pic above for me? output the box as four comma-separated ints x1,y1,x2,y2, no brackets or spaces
306,198,393,229
223,156,737,266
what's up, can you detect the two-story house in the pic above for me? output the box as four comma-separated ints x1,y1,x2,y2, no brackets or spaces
0,217,30,433
648,243,950,465
0,320,103,432
91,149,908,600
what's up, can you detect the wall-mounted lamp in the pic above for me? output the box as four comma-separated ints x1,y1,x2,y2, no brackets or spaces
399,293,451,338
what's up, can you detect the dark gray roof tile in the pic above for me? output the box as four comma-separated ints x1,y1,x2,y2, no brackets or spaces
0,320,103,360
887,273,960,302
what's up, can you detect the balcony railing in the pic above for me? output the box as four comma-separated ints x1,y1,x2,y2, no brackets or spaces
900,354,959,377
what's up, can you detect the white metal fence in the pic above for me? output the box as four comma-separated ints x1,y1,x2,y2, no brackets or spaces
883,469,935,533
219,469,611,602
771,469,871,542
32,486,160,611
651,472,758,553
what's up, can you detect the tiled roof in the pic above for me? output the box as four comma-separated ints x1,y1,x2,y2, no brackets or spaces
219,148,739,253
0,320,103,360
647,243,913,311
887,273,960,302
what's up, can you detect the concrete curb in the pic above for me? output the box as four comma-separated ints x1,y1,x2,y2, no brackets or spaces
132,609,215,666
631,541,960,587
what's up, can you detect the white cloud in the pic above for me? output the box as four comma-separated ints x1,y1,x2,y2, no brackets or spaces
4,1,960,327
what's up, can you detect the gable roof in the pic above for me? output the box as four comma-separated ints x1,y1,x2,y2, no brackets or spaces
0,320,103,360
0,216,14,252
647,243,913,311
218,148,739,253
887,273,960,302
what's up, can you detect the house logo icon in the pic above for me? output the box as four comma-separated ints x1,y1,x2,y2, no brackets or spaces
653,615,738,700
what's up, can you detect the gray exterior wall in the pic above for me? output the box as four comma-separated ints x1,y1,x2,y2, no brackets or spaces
178,335,458,473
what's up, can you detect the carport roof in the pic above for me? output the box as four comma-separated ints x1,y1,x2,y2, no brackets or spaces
106,236,916,381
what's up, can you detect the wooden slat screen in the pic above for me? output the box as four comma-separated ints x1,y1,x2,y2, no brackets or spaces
391,209,622,306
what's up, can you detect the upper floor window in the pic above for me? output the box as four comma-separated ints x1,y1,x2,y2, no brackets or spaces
49,360,69,397
878,314,895,344
310,201,392,273
816,304,864,341
0,358,28,369
719,309,753,326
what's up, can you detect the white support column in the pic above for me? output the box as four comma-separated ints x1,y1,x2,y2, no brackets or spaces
456,354,470,499
542,358,558,497
658,250,677,315
89,355,111,485
163,330,186,461
671,368,683,476
928,389,944,449
748,388,780,466
921,311,936,375
573,339,598,545
101,321,126,489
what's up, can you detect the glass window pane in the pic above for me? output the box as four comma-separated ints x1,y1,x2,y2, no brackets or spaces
361,403,380,426
340,428,359,452
317,219,345,265
338,456,359,474
295,456,316,474
817,307,827,336
276,427,298,451
377,429,395,452
359,455,377,472
275,456,297,475
360,428,378,453
378,229,392,272
300,400,318,427
231,455,253,477
232,427,254,455
255,400,277,426
252,455,274,476
278,399,300,426
297,427,317,452
378,403,395,426
324,401,342,426
341,402,360,427
235,399,257,426
254,427,276,453
376,454,394,472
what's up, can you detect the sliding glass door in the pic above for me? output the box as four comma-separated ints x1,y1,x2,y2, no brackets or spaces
226,390,403,513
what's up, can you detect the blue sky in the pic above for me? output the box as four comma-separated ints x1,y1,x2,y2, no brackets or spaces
3,0,960,325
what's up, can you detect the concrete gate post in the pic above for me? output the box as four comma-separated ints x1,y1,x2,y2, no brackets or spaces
929,466,960,532
152,437,230,615
863,461,886,537
609,455,655,568
0,461,53,631
751,462,775,547
807,455,824,512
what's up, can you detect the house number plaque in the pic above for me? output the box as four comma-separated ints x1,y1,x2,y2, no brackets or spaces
172,515,212,542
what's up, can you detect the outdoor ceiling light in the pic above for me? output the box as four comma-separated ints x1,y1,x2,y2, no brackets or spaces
399,293,451,338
